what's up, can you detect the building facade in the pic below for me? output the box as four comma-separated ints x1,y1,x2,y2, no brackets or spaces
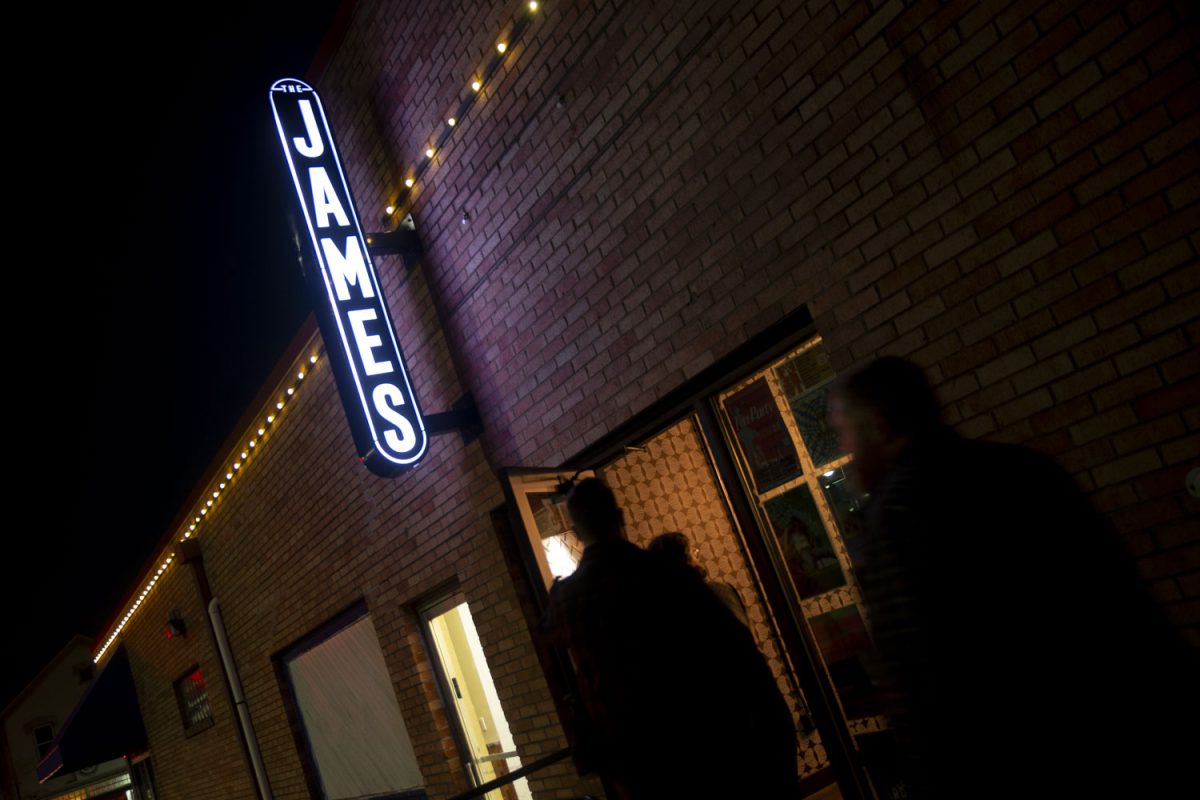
63,1,1198,798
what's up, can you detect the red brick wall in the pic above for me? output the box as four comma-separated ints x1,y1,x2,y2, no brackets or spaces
326,0,1195,637
111,0,1198,797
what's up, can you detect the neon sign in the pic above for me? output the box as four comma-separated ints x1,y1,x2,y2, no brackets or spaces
270,78,427,475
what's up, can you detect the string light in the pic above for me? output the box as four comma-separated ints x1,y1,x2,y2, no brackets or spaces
496,42,507,54
404,177,414,188
425,147,434,158
529,1,538,10
447,117,456,127
471,80,482,92
385,204,395,215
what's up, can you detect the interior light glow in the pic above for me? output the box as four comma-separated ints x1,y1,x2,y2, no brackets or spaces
824,470,835,477
496,42,507,54
471,80,482,92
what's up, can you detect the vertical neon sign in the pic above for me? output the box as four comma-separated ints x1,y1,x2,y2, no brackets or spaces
270,78,427,475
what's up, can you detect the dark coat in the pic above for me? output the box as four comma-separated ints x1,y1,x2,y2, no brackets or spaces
857,431,1198,797
542,537,799,799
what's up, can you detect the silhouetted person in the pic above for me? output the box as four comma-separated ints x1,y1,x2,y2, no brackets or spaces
828,356,1198,797
541,478,798,799
648,530,750,627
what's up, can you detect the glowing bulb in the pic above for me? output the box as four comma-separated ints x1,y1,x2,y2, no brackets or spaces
385,205,395,214
184,532,190,539
472,80,482,91
233,463,240,470
447,117,456,126
266,416,274,425
287,387,294,396
277,402,284,409
206,500,212,507
529,1,538,10
201,508,207,515
212,491,218,498
310,355,318,363
190,524,196,530
297,372,304,380
496,42,507,54
425,147,434,158
404,177,414,188
241,451,248,459
195,517,200,523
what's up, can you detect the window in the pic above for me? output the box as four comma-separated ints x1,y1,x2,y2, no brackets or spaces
718,337,882,730
282,610,425,800
33,724,54,759
173,667,214,734
421,596,532,800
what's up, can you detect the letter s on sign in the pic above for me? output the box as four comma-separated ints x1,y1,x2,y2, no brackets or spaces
372,383,418,457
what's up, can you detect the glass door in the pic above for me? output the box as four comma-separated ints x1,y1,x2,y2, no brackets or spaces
422,596,532,800
715,337,893,790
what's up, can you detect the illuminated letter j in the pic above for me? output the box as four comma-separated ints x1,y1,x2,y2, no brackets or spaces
293,100,325,158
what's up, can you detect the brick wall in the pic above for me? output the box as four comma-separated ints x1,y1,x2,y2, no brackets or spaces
109,0,1198,797
325,0,1195,637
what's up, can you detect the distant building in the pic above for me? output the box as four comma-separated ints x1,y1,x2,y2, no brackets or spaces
1,636,131,800
46,1,1198,798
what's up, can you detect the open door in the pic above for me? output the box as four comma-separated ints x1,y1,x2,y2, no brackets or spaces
500,468,595,595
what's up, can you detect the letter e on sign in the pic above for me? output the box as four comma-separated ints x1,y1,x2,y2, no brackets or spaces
270,78,427,475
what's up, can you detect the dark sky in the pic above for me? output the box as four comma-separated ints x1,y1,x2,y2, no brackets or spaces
3,1,343,707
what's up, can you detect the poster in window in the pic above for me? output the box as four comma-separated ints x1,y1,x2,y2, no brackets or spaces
808,604,881,719
723,378,802,492
764,484,846,598
775,349,843,468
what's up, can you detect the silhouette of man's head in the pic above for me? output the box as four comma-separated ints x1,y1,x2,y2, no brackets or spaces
565,478,623,545
829,356,944,491
649,531,707,578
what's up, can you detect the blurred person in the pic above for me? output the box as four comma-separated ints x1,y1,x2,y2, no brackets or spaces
828,356,1197,797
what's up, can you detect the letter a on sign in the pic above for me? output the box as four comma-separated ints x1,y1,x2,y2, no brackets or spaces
270,78,428,475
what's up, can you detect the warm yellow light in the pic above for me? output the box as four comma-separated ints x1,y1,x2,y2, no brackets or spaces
233,463,240,470
447,117,456,126
497,42,507,54
257,428,264,435
189,524,196,530
226,471,233,479
471,80,482,92
404,178,414,188
287,387,295,396
201,508,207,515
310,355,318,363
425,147,434,158
385,205,395,214
277,402,284,409
529,1,538,10
184,532,191,539
241,451,248,459
297,372,305,380
266,416,274,424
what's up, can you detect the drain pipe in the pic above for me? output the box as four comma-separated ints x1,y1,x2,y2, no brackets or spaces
209,597,274,800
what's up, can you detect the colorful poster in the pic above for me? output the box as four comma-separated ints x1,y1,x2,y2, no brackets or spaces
723,378,802,492
764,484,846,598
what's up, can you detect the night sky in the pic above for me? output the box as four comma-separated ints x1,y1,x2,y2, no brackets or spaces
3,0,342,707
